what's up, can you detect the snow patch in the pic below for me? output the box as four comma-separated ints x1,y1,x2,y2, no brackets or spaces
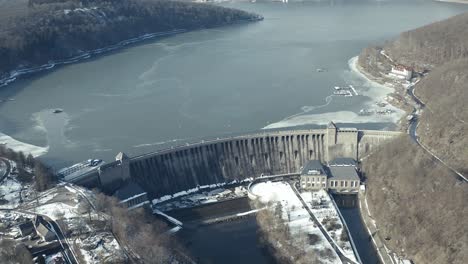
250,181,342,264
0,132,48,157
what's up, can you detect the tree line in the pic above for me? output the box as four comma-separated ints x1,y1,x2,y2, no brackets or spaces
0,0,260,77
91,191,187,263
0,144,56,191
251,200,323,264
362,135,467,264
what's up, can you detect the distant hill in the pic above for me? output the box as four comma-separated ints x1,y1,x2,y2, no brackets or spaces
359,11,468,264
385,12,468,69
0,0,261,79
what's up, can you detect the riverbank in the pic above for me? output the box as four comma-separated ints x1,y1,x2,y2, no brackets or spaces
351,54,414,131
0,132,48,157
262,56,406,130
0,16,263,88
0,29,185,87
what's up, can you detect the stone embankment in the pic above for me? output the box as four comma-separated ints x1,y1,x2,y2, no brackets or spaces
358,190,394,264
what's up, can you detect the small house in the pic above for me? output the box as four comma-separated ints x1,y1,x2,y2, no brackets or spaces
34,216,55,242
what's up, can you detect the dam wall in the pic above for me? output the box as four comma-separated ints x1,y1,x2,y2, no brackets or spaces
127,130,328,197
96,123,402,198
357,130,402,158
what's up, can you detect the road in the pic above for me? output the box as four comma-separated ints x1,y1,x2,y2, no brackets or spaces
406,83,467,182
0,206,79,264
0,159,78,263
64,183,145,264
289,182,359,264
44,216,79,264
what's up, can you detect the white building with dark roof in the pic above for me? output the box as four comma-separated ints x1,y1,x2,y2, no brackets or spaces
300,160,327,190
389,65,413,80
299,158,361,194
327,159,360,193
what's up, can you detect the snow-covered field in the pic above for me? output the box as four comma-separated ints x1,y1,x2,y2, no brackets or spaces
0,176,23,209
250,181,342,264
35,202,79,220
301,190,357,262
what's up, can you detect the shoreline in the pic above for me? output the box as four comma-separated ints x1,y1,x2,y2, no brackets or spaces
435,0,468,4
263,56,405,130
0,18,262,158
0,17,262,88
349,56,409,131
0,132,49,157
0,29,187,88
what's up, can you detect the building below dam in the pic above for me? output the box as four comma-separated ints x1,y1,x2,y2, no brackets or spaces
70,122,401,198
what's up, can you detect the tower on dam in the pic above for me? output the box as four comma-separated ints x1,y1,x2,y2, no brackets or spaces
73,122,402,197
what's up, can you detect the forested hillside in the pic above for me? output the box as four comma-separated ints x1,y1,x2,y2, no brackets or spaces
363,136,467,264
359,11,468,264
378,11,468,172
415,59,468,173
0,0,260,78
385,12,468,69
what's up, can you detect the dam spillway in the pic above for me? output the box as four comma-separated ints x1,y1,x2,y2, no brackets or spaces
77,122,401,198
129,131,327,196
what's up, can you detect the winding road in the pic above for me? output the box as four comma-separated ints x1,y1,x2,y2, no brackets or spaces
406,83,467,182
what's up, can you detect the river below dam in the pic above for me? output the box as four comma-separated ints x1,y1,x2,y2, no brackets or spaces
172,196,379,264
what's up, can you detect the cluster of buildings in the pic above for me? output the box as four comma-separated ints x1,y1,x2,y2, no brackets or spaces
18,215,55,242
300,158,361,193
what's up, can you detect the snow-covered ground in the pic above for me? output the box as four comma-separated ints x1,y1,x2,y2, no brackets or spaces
262,56,405,129
35,202,79,221
45,252,65,264
250,181,342,264
0,132,49,157
0,176,23,209
154,185,249,212
79,233,126,264
301,190,357,262
0,210,32,238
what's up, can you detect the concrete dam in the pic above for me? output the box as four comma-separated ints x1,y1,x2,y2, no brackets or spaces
76,122,401,198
